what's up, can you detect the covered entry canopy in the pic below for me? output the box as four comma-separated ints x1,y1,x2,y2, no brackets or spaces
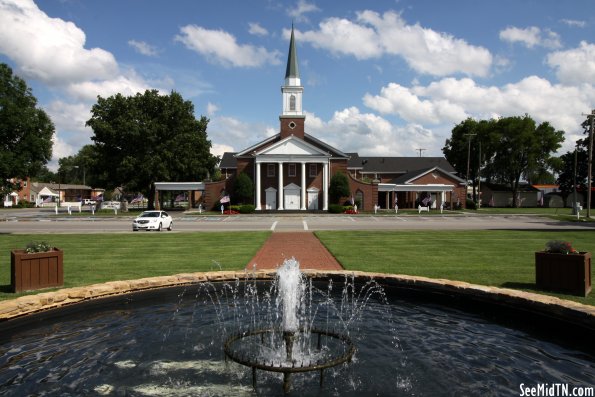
378,183,454,192
154,182,206,210
154,182,205,191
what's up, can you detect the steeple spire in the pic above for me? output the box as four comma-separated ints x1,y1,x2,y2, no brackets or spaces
280,23,305,138
285,24,300,82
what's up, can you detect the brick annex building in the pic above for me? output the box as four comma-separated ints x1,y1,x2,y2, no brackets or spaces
187,27,466,212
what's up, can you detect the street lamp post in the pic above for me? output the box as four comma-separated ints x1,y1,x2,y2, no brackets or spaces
464,133,476,202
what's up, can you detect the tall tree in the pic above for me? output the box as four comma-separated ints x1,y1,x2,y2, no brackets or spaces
484,115,564,207
58,144,98,186
557,114,594,207
86,90,218,209
444,115,564,207
443,118,496,202
0,63,54,196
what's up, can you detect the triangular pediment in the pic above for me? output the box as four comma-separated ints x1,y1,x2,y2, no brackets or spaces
256,136,329,157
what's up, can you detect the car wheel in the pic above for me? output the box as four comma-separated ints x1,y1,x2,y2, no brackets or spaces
157,223,162,232
167,222,173,231
133,228,138,232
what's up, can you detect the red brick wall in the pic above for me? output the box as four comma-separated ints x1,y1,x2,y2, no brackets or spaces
347,173,378,211
279,116,305,139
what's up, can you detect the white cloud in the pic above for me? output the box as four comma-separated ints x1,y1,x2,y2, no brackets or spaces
296,10,492,77
128,40,159,56
499,26,562,49
547,41,595,85
0,0,118,84
287,0,320,22
363,76,595,153
363,82,468,125
561,19,586,28
208,116,274,153
211,143,234,159
175,25,282,68
66,72,154,101
305,108,438,156
248,22,268,36
206,102,219,116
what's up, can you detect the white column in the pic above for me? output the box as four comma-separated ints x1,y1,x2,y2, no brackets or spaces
278,162,284,210
255,162,261,210
323,161,329,211
301,162,306,210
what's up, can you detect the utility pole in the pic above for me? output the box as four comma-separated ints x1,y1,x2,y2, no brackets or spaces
583,109,595,218
573,146,578,215
464,133,476,201
477,141,482,208
416,148,426,157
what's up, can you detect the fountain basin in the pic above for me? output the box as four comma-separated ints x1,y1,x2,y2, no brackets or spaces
0,271,594,396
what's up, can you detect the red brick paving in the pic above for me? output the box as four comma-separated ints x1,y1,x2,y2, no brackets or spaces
246,231,343,271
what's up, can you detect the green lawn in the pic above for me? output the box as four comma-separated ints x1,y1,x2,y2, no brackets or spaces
2,229,595,307
315,230,595,306
0,232,270,300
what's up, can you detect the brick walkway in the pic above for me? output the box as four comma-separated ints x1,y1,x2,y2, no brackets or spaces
246,231,343,271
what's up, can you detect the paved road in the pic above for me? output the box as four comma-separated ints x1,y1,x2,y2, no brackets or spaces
1,208,593,233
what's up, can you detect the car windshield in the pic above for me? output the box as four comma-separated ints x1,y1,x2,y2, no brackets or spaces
140,212,160,218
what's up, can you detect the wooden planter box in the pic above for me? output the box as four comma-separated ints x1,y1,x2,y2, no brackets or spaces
11,248,63,293
535,251,591,297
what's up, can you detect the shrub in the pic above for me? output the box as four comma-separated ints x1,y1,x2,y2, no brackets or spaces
239,204,255,214
328,204,344,213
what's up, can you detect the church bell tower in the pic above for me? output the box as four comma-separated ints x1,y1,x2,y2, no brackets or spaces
280,25,305,139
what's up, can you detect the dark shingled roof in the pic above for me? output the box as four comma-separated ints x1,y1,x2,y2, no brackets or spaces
348,156,455,174
219,152,237,169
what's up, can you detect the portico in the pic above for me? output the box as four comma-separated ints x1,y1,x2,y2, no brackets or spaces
252,136,331,211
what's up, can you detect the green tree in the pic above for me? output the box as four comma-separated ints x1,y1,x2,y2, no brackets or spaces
445,115,564,207
557,148,587,206
443,118,497,202
0,63,54,196
557,115,594,207
233,172,253,204
57,144,98,186
86,90,218,209
329,172,350,204
483,115,564,207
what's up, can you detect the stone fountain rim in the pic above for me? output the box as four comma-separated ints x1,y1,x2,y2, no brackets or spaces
0,269,594,332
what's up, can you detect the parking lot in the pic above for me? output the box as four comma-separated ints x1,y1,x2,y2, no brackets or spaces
1,209,593,233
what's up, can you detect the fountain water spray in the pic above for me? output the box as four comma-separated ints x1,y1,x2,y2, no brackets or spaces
223,258,356,393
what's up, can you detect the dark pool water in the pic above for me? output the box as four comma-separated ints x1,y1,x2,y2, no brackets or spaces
0,282,593,396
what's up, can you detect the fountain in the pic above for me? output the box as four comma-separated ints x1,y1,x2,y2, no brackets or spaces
223,258,356,392
0,260,594,395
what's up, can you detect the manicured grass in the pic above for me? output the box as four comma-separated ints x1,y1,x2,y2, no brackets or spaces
315,230,595,306
0,232,270,301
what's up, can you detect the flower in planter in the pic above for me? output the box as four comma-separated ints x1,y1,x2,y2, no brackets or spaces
544,240,578,255
24,241,52,254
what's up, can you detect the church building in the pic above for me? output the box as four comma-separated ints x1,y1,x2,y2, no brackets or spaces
200,26,467,212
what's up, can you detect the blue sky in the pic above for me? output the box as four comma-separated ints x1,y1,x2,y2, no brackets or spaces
1,0,594,170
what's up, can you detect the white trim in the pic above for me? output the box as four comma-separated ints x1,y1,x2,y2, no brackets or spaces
154,182,205,191
256,135,330,157
378,183,454,192
256,163,262,210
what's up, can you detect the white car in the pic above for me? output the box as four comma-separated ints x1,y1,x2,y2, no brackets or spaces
132,210,173,231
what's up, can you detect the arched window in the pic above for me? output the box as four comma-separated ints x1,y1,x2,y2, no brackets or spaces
355,190,364,209
289,95,296,111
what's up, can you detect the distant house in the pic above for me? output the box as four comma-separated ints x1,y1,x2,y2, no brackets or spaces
2,177,104,207
481,183,541,207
